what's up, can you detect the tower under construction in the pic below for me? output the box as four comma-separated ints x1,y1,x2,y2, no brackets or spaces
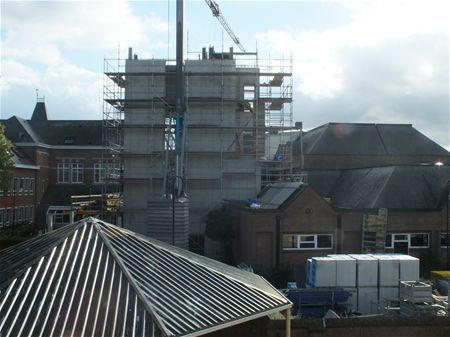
103,46,294,252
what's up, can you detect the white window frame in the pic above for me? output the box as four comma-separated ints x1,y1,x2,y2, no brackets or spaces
94,163,103,183
385,233,430,249
57,163,71,183
283,234,333,250
71,163,84,184
441,232,450,248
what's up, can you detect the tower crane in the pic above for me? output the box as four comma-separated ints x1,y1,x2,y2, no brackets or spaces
204,0,246,52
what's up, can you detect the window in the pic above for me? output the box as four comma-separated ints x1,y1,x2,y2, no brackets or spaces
441,232,450,248
385,233,429,249
94,163,102,183
71,163,84,183
57,163,70,183
283,234,333,250
0,209,4,227
57,162,83,184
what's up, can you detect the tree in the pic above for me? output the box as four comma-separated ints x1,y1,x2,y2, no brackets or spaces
0,123,13,192
205,207,235,263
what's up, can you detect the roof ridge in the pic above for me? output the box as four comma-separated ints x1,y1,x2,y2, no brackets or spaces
307,124,328,153
370,166,395,208
375,124,389,155
93,220,170,336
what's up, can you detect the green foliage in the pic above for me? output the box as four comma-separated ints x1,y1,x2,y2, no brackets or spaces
0,124,13,191
205,207,235,243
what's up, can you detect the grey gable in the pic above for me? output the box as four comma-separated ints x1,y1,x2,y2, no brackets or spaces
0,218,290,337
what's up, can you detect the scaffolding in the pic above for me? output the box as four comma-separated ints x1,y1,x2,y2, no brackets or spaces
102,58,124,225
103,47,294,247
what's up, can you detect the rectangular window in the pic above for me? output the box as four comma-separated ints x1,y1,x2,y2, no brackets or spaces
57,163,70,183
58,162,83,184
0,209,4,227
385,233,430,249
283,234,333,250
441,233,450,248
71,163,84,183
30,178,35,195
94,163,103,183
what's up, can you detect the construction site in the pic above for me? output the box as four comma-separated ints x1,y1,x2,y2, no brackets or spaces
103,44,295,251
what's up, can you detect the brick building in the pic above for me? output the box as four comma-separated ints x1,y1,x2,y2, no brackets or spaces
1,100,105,230
232,123,450,284
0,147,39,237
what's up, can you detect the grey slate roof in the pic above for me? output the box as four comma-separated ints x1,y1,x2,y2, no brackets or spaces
298,123,449,156
10,147,37,169
307,165,450,209
2,102,102,146
0,218,290,337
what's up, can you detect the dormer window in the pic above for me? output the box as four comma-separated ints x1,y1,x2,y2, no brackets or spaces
64,137,75,144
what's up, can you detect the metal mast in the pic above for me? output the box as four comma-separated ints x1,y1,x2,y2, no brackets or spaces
174,0,186,196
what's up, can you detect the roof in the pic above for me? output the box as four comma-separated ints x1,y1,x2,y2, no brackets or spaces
256,181,305,209
10,147,38,169
298,123,449,156
0,218,290,337
2,102,102,146
307,165,450,209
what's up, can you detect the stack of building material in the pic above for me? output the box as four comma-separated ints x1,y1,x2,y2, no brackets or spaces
308,257,337,287
306,254,420,315
349,254,379,314
374,254,401,303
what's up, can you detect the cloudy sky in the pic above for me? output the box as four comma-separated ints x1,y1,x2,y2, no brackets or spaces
1,0,449,148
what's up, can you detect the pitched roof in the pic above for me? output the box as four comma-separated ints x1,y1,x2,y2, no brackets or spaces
307,165,450,209
31,120,103,146
299,123,449,156
0,218,290,337
2,116,42,143
2,102,103,146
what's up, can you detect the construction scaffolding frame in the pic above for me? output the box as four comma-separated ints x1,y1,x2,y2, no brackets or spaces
102,58,124,225
103,47,295,247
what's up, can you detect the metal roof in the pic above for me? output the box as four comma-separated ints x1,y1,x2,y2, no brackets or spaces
0,218,290,337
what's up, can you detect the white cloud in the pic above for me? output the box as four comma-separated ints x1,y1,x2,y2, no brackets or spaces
1,0,169,119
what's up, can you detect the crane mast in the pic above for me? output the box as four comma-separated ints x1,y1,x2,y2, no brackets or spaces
204,0,246,52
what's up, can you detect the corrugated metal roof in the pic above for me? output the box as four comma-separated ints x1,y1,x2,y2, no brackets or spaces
0,218,290,337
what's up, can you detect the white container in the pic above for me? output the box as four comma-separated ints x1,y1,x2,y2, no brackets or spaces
398,255,420,281
328,255,356,287
310,257,336,287
379,286,399,303
343,287,358,312
357,287,379,315
349,254,378,287
372,254,400,286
